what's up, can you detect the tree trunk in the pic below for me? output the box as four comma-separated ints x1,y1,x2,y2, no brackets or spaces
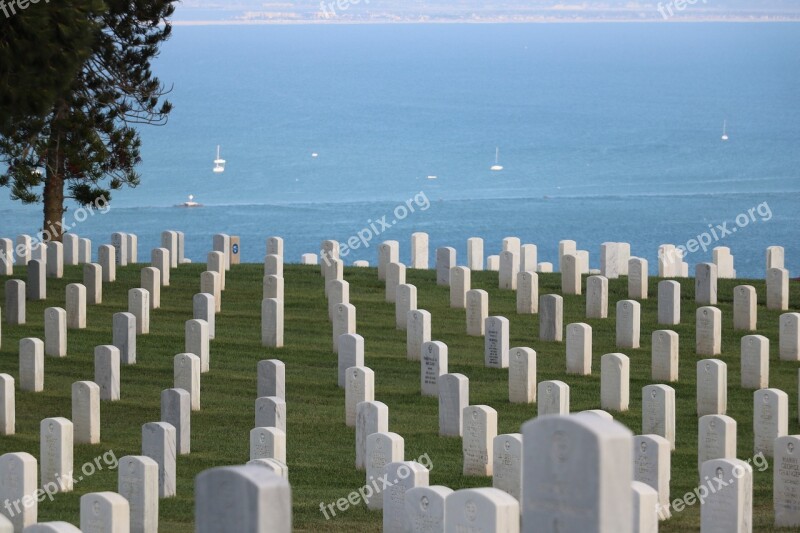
43,102,67,243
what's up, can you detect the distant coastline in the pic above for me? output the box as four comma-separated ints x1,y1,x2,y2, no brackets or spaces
172,18,800,26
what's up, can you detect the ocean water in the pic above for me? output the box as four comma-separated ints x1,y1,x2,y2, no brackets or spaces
1,23,798,276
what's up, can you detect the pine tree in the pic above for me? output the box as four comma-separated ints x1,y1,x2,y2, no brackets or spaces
0,0,176,240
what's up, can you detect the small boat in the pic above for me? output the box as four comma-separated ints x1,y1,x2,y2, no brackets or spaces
427,175,438,180
490,147,504,171
213,145,226,173
721,121,729,142
311,152,319,158
177,194,202,208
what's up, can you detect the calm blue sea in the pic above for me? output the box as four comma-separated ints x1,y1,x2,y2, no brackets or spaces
1,23,798,276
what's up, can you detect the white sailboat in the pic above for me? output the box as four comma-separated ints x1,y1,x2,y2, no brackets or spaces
721,121,729,142
213,145,226,173
490,147,504,171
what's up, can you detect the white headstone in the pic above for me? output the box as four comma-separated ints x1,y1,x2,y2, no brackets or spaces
651,330,679,382
561,254,581,295
63,234,79,267
467,237,484,271
95,345,121,401
345,367,374,428
421,341,448,397
141,421,176,498
128,289,150,335
79,238,92,264
332,303,356,353
185,319,210,373
266,236,284,257
486,255,500,271
774,435,800,527
410,232,429,269
200,271,221,312
713,246,736,279
462,405,497,476
84,263,103,305
44,307,66,357
695,262,718,305
15,235,31,266
733,285,757,331
0,452,37,530
65,283,86,329
0,375,13,436
395,283,417,330
741,335,769,389
586,275,608,320
559,240,577,271
255,396,286,434
484,316,509,369
355,401,388,470
5,279,26,325
696,306,722,356
27,259,46,300
446,488,519,533
45,242,63,279
439,373,468,437
499,250,519,290
378,241,400,281
780,313,800,361
767,267,789,311
539,294,564,342
698,414,737,472
628,258,648,300
656,280,681,328
19,338,44,392
257,359,285,400
436,247,456,286
696,358,727,417
492,433,523,501
300,253,318,265
195,465,291,533
127,233,139,264
365,432,404,510
40,417,73,493
72,381,100,444
508,347,536,404
616,300,640,349
249,427,286,463
537,380,569,416
699,458,752,532
174,353,201,412
99,245,116,283
246,458,288,480
193,293,215,340
522,414,633,533
113,232,130,267
149,250,170,289
632,434,671,520
118,455,158,533
261,298,284,348
642,385,676,450
338,334,364,388
631,481,659,532
212,234,231,270
600,242,620,279
521,244,538,273
407,309,431,361
516,271,539,314
327,279,348,321
385,262,405,303
449,266,470,309
466,289,488,337
161,388,191,455
113,312,136,365
754,388,788,457
383,461,428,533
601,353,630,412
566,323,592,375
404,486,452,533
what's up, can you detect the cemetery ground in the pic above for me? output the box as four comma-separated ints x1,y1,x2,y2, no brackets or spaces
0,262,798,532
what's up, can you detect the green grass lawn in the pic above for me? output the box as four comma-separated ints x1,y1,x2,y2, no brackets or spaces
1,262,799,532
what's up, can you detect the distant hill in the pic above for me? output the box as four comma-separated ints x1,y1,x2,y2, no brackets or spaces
174,0,800,23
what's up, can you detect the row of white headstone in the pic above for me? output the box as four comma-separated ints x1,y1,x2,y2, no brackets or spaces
0,231,255,533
